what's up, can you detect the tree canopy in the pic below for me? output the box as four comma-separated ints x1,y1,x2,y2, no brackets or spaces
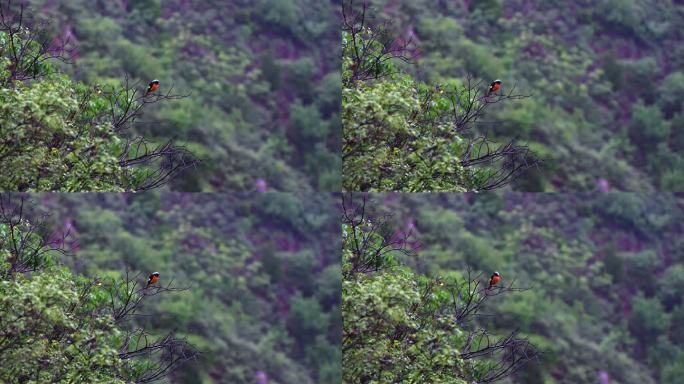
342,194,538,383
1,192,341,383
0,2,197,191
0,196,197,383
3,0,340,192
351,192,684,383
351,0,684,191
342,2,540,192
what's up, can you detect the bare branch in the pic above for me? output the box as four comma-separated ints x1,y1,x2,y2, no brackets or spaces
342,0,416,84
104,270,198,383
342,193,419,277
0,193,69,277
0,0,73,84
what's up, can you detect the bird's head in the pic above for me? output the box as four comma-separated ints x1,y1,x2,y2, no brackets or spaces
149,79,160,86
151,272,160,277
493,271,500,277
492,79,502,85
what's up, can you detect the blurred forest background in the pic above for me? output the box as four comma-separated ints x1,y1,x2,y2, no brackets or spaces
1,193,341,383
361,0,684,191
356,192,684,383
23,0,341,191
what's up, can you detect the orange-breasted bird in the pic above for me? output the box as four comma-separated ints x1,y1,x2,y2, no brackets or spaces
144,79,160,97
486,79,502,97
146,272,160,288
487,271,501,290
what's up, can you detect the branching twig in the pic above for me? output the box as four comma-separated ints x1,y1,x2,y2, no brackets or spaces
0,0,73,84
0,193,68,276
342,193,419,277
342,0,416,84
108,270,198,384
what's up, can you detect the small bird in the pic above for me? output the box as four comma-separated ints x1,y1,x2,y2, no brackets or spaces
487,271,501,290
144,79,160,97
486,79,502,97
146,272,160,288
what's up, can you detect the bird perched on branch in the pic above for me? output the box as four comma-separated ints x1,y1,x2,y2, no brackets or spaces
486,79,502,97
487,271,501,290
146,272,160,288
144,79,160,97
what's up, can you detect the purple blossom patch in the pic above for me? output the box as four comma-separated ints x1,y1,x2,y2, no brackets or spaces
256,179,268,193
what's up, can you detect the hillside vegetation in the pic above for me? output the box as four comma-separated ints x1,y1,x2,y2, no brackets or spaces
342,1,540,192
342,195,539,383
0,193,341,383
2,0,340,191
353,0,684,191
358,192,684,383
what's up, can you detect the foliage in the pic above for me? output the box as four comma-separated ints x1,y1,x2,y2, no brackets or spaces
360,0,684,191
0,267,127,383
15,192,342,384
20,0,340,191
342,73,471,191
0,194,198,383
341,3,540,192
344,268,470,383
342,194,538,383
0,3,196,191
0,71,130,191
360,192,684,383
